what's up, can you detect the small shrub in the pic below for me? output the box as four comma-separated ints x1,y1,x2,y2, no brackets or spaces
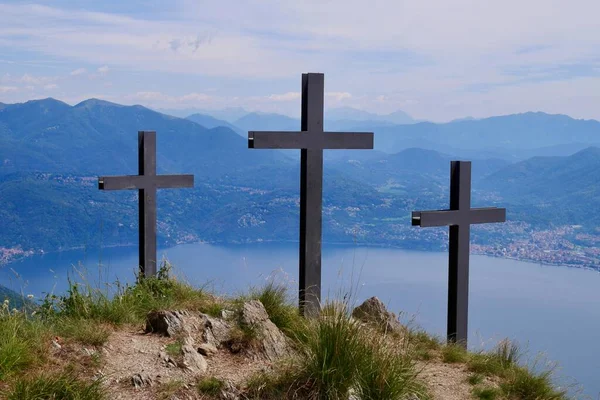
226,324,259,353
297,302,364,399
4,372,104,400
202,301,225,318
157,379,185,400
468,340,521,377
244,367,301,399
473,386,501,400
356,338,429,400
500,366,568,400
197,376,225,396
441,344,468,363
165,340,183,358
468,374,484,385
495,339,520,367
55,318,111,346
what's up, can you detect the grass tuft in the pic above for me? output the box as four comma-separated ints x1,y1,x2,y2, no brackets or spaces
441,343,468,364
248,278,301,335
473,386,501,400
468,374,484,385
197,376,225,396
3,372,104,400
245,298,429,400
500,366,568,400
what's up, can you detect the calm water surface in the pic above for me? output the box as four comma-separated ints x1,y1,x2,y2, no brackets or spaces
2,243,599,397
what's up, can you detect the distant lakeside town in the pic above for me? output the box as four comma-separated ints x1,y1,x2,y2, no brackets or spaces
2,223,599,271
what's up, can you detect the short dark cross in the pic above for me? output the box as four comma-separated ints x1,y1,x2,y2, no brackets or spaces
98,131,194,277
248,73,374,316
411,161,506,347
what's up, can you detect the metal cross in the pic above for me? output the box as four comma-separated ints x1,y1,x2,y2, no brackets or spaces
411,161,506,347
248,73,374,316
98,131,194,277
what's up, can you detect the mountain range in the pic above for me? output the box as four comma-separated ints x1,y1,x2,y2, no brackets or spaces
182,108,600,161
2,97,600,266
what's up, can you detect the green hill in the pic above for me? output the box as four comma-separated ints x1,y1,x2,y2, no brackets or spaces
480,147,600,228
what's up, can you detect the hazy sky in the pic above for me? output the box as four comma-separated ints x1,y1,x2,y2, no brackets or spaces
1,0,599,121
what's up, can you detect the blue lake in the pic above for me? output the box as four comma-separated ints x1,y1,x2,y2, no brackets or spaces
1,243,599,397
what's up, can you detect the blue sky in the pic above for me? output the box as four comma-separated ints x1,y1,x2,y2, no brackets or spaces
1,0,600,122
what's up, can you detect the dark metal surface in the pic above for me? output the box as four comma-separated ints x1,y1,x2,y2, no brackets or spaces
98,131,194,277
248,73,374,316
411,161,506,347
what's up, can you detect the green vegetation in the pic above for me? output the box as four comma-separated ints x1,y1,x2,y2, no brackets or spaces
247,278,301,334
467,373,484,385
157,379,185,400
246,300,429,400
0,264,573,400
473,386,501,400
165,340,183,358
441,343,469,363
4,371,104,400
196,377,225,396
461,341,569,400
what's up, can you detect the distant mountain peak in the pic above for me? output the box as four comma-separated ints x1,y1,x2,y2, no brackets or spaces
571,146,600,158
74,98,123,109
25,97,70,107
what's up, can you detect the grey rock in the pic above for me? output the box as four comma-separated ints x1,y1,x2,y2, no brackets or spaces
145,310,189,337
197,342,218,357
352,296,402,333
219,380,241,400
200,313,233,348
181,344,207,373
131,373,154,388
239,300,291,361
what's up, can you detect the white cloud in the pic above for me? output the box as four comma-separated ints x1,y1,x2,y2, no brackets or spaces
126,91,212,105
70,68,87,76
97,65,109,75
44,83,59,90
1,1,600,120
326,92,352,101
268,92,301,101
0,86,17,93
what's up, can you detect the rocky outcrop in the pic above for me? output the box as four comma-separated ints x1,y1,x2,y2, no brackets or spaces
143,300,291,373
352,296,402,333
239,300,291,362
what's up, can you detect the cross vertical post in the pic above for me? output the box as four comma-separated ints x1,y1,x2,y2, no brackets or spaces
139,131,158,277
299,73,324,316
412,161,506,347
99,131,194,278
248,73,374,316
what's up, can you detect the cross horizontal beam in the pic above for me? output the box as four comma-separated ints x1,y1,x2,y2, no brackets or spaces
248,131,374,150
411,208,506,227
98,175,194,190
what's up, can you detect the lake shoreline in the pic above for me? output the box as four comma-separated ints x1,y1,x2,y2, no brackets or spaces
4,238,598,273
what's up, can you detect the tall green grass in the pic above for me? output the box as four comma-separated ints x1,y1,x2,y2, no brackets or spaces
3,371,105,400
40,262,207,325
246,299,429,400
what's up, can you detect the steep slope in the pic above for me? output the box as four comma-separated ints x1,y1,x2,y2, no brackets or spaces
370,112,600,156
186,113,243,135
330,148,508,198
480,147,600,227
0,98,287,179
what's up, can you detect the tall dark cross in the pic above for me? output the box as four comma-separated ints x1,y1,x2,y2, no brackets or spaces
411,161,506,347
248,73,374,316
98,131,194,277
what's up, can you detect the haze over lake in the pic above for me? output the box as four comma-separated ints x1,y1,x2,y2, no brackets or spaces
2,243,599,397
